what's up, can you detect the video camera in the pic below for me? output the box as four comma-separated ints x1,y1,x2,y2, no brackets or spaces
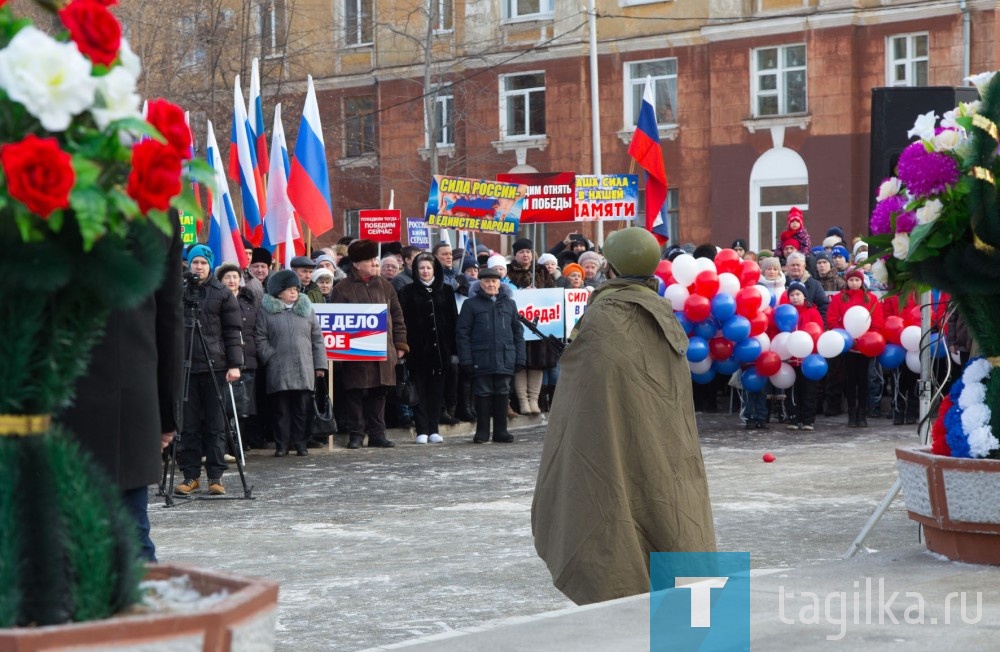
182,271,207,304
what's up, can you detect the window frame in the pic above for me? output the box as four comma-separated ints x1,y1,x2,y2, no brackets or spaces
432,0,453,33
502,0,554,22
179,16,206,69
344,95,376,158
425,88,455,147
750,43,808,118
344,209,360,238
498,71,546,141
623,57,679,130
261,0,286,58
886,32,929,87
344,0,373,47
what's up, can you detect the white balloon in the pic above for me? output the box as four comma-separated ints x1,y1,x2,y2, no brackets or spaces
718,272,741,297
817,330,846,359
787,330,815,358
900,325,922,353
843,305,873,338
771,332,791,360
689,357,713,374
664,283,690,310
754,333,771,352
755,284,773,309
905,350,921,373
695,257,717,274
770,362,797,389
672,254,697,286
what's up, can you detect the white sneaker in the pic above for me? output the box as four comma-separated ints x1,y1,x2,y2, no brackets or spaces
224,454,236,462
415,434,429,444
428,433,443,444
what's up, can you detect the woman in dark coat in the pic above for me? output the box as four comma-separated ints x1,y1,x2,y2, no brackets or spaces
398,253,458,444
217,263,262,449
506,238,556,414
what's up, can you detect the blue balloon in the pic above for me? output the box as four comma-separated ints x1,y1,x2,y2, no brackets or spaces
929,332,948,359
686,336,709,363
741,368,767,393
878,343,906,370
710,292,737,321
722,315,752,343
774,304,799,333
801,353,829,381
713,357,740,375
675,311,694,335
769,291,778,308
733,337,762,363
657,277,667,297
692,370,716,385
693,319,719,341
833,328,854,353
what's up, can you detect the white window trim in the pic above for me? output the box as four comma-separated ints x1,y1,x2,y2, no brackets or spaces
750,43,807,118
501,0,554,23
344,0,373,48
499,71,546,141
620,0,670,6
424,91,454,148
622,56,679,133
262,1,285,59
885,32,929,87
431,0,453,34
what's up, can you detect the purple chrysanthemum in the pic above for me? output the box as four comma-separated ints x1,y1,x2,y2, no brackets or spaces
896,210,917,234
870,195,905,235
896,141,960,198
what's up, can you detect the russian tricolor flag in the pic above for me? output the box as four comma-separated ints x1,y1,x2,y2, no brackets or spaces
205,120,249,269
263,103,303,268
231,75,266,239
249,58,270,176
288,75,334,236
627,76,669,245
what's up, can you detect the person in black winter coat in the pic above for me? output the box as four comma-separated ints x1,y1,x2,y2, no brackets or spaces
456,267,525,443
398,253,459,444
175,245,244,497
217,262,263,448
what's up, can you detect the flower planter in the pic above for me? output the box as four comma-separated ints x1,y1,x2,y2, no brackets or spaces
0,563,279,651
896,446,1000,565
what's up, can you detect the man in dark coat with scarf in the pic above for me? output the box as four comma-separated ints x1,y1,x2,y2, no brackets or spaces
532,227,716,606
328,239,409,449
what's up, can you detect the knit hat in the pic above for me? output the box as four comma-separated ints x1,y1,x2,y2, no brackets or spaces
758,257,781,272
731,238,748,250
512,238,533,254
831,245,850,260
314,254,336,268
813,251,830,264
786,281,807,297
486,254,507,269
479,267,501,280
538,253,557,266
347,239,379,262
562,263,584,278
461,256,478,272
311,268,334,283
787,207,804,228
215,262,241,281
186,244,215,271
267,269,300,296
781,239,799,251
290,255,316,269
845,268,865,283
822,235,842,249
250,247,272,266
578,251,602,269
826,226,846,241
241,236,253,249
758,249,773,259
853,240,868,256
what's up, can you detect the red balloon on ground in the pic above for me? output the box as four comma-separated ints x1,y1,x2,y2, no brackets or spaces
708,336,734,361
855,331,887,357
714,248,742,276
684,294,712,322
739,260,761,287
655,259,673,285
735,286,763,318
883,315,905,345
749,311,768,336
756,350,781,376
694,269,720,298
763,453,776,463
801,322,823,344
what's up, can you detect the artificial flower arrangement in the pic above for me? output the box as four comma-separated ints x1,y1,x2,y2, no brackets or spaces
867,71,1000,461
0,0,210,627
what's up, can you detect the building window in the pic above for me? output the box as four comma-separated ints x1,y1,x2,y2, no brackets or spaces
887,33,928,87
499,73,545,140
179,17,205,68
345,0,373,46
635,188,679,240
503,0,554,21
261,0,286,57
432,0,453,32
752,44,807,117
427,89,454,146
345,209,360,238
756,185,808,250
344,96,375,157
624,58,678,128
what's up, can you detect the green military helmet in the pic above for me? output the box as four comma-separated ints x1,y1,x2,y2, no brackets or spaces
601,227,661,276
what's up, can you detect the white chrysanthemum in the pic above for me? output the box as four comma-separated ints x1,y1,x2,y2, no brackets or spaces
0,26,97,132
961,403,990,434
871,259,888,285
964,358,992,384
877,177,901,202
967,426,999,459
891,232,910,260
118,38,142,79
91,65,141,130
964,71,997,96
906,110,938,141
916,199,943,226
931,129,962,152
958,382,986,410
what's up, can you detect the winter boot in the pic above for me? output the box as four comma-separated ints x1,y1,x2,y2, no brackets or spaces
526,369,543,414
857,404,868,427
538,385,553,413
473,395,492,443
513,371,529,414
492,394,514,443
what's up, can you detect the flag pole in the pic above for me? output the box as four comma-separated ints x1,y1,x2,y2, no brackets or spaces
588,0,603,247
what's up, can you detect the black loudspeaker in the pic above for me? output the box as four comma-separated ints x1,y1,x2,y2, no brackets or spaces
869,86,980,215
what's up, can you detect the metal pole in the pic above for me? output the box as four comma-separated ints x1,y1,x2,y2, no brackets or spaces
588,0,603,246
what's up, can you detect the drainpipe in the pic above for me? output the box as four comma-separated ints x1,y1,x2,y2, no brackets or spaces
961,0,970,80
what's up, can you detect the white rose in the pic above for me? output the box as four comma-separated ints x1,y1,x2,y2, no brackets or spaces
0,26,97,132
931,129,962,152
965,71,997,96
891,232,911,260
871,259,888,285
877,177,901,201
118,38,142,80
941,108,959,130
963,100,982,117
91,66,141,130
906,110,937,141
916,198,943,226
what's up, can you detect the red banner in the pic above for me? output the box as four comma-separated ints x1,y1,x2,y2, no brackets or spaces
497,172,575,224
359,209,401,242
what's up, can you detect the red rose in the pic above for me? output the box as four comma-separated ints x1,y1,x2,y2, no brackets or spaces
59,0,122,67
127,140,182,214
1,135,74,218
146,99,192,160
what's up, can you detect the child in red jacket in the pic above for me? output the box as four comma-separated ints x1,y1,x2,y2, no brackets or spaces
783,281,825,430
777,206,812,253
827,269,884,427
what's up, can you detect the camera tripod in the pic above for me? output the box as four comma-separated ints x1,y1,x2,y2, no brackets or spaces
160,289,254,505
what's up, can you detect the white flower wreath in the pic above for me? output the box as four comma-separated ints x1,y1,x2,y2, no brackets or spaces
958,359,1000,458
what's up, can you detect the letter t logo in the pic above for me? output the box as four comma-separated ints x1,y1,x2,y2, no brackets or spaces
675,577,729,627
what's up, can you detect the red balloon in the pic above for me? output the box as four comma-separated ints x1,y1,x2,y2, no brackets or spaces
756,351,781,376
801,322,823,344
694,269,720,298
749,311,768,336
739,260,761,287
714,248,742,276
684,294,712,322
883,316,905,345
735,287,763,318
709,336,734,361
855,331,887,357
655,259,673,285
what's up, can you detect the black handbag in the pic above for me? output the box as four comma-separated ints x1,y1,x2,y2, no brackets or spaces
394,361,420,407
310,390,336,438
